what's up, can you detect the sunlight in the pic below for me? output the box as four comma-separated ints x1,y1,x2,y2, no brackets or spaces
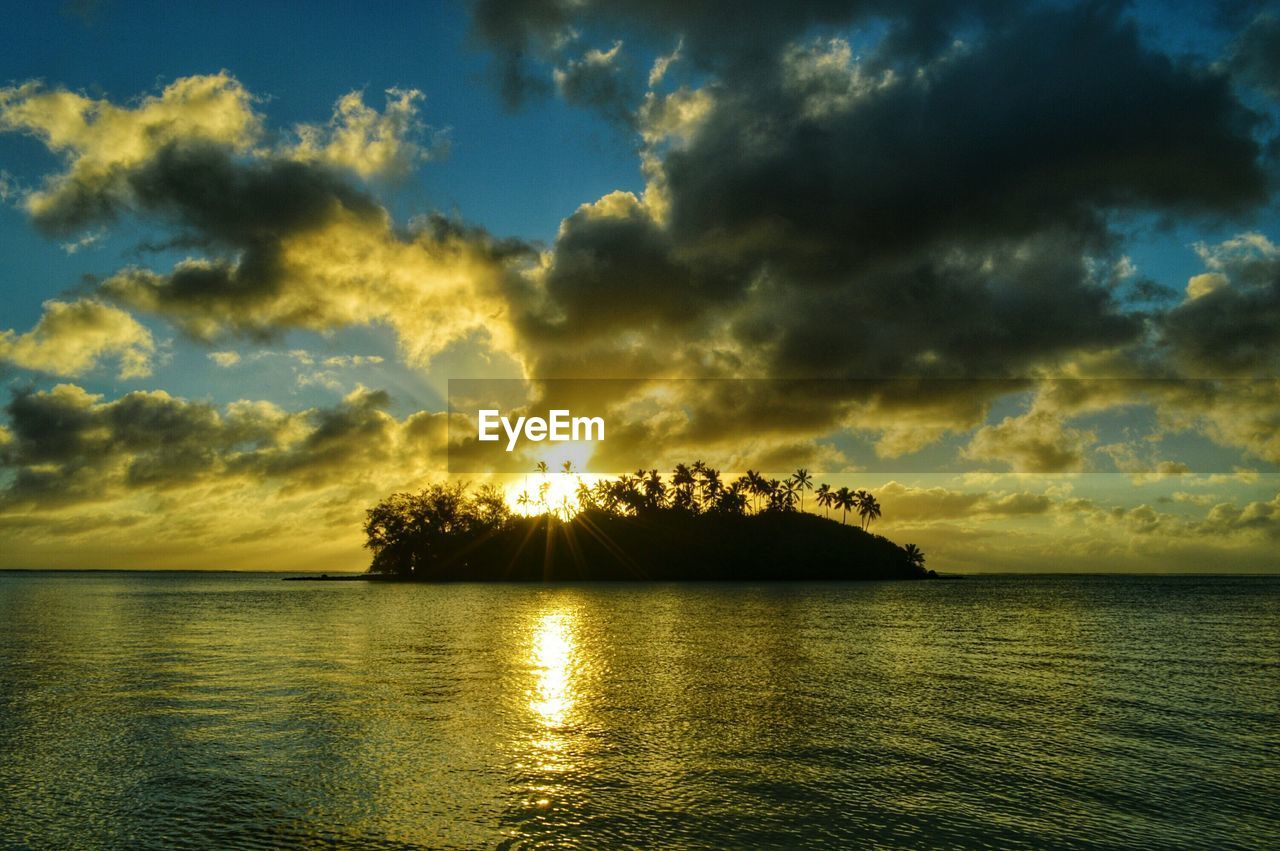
506,470,603,518
529,610,576,728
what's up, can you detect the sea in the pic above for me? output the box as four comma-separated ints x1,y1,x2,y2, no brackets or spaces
0,571,1276,849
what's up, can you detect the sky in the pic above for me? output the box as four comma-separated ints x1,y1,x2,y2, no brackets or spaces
0,0,1278,572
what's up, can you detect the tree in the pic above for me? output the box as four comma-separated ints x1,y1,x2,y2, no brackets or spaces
364,483,504,575
858,492,881,531
815,483,832,518
903,543,925,570
791,468,813,512
745,470,766,513
701,467,723,508
691,460,708,508
672,464,696,512
834,487,854,525
643,469,667,509
779,478,800,511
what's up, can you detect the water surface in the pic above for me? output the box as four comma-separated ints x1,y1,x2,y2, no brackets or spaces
1,572,1276,848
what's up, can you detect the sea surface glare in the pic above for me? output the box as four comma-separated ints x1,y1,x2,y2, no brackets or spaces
0,572,1276,848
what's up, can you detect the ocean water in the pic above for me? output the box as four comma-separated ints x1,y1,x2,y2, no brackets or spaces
0,572,1276,849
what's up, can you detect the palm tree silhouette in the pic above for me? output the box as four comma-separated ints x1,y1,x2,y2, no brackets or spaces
702,467,723,507
791,468,813,512
815,483,831,518
690,460,707,508
904,543,925,569
744,469,766,513
858,493,881,531
672,463,695,510
780,479,800,511
834,487,854,525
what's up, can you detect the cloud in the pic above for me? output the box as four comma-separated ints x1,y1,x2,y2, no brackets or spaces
469,0,1014,110
0,299,154,378
964,407,1095,473
648,40,683,87
0,73,261,235
1227,13,1280,100
487,1,1268,464
876,480,1053,521
1161,233,1280,376
0,383,450,509
290,88,447,181
1200,491,1280,541
208,351,240,367
553,42,637,125
0,75,533,366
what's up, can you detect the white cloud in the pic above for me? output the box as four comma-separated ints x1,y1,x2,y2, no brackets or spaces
0,299,154,378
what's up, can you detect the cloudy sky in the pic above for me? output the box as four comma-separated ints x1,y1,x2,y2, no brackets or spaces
1,0,1278,572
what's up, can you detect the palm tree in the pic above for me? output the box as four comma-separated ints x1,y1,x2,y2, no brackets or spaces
858,493,881,531
516,490,531,513
690,460,707,508
575,479,594,512
714,482,748,515
672,463,695,510
815,483,831,518
744,469,766,513
561,460,575,474
702,467,723,507
780,478,800,511
643,469,666,509
834,487,854,525
791,468,813,512
536,461,548,475
903,543,925,570
853,490,870,529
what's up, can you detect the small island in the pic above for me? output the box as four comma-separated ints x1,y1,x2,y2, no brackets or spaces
354,463,935,582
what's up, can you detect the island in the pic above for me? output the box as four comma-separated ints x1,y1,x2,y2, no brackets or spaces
340,464,935,582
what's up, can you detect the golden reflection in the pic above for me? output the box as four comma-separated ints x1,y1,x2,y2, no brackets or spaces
528,610,577,729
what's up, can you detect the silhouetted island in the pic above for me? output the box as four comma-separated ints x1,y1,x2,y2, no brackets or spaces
350,464,935,582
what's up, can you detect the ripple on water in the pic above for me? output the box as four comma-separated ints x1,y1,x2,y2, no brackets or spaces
0,573,1277,849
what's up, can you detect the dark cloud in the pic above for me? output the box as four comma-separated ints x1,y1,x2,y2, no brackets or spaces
123,141,383,244
0,385,445,508
513,192,744,343
498,0,1269,459
470,0,1015,107
46,141,384,333
661,4,1264,270
554,43,639,126
1160,237,1280,376
1228,13,1280,100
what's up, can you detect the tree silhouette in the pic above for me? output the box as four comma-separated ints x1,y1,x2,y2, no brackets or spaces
779,478,800,511
834,487,854,525
745,469,766,513
791,468,813,512
858,492,881,531
904,543,925,569
815,483,832,518
364,467,918,580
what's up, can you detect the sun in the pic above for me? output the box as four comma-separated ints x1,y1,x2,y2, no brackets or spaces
504,441,603,517
506,471,603,517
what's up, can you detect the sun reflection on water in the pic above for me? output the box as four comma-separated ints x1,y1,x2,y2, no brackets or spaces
528,610,577,731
